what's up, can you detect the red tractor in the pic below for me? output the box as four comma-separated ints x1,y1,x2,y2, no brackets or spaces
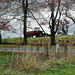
27,27,44,37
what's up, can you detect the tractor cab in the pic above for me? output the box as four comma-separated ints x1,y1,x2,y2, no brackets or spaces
34,27,40,31
27,27,44,37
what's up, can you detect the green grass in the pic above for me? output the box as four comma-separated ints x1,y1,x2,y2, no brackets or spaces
57,35,75,41
1,35,75,49
0,51,75,75
39,62,75,75
0,51,26,75
2,35,75,45
0,44,44,48
0,44,24,48
0,44,75,49
0,51,11,74
2,37,47,44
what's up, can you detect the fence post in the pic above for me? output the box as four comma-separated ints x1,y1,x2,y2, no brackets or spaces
45,43,49,56
40,40,42,46
64,43,68,60
37,44,39,52
35,44,39,60
17,43,20,53
7,55,9,68
5,45,7,52
56,44,60,59
30,43,33,55
48,43,51,57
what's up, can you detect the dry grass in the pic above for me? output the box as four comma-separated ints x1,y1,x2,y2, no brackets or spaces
7,49,75,73
67,54,75,63
5,39,75,73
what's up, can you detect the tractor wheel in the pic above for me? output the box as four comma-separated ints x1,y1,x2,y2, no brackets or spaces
30,34,33,37
38,32,43,37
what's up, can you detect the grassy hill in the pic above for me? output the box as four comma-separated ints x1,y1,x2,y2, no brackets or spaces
1,35,75,45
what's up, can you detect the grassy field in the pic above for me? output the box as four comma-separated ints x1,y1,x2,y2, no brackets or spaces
0,35,75,49
0,51,75,75
2,35,75,45
0,35,75,75
2,37,47,44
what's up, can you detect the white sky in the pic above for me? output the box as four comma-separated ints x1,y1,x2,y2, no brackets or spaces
1,11,75,38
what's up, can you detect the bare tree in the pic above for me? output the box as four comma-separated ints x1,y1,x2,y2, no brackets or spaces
64,0,75,24
7,0,46,45
20,0,28,45
0,0,12,44
19,0,47,45
32,0,62,45
0,20,16,44
1,0,74,45
0,0,34,45
30,0,75,45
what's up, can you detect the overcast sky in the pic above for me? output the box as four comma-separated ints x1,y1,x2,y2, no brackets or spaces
1,19,75,39
1,10,75,39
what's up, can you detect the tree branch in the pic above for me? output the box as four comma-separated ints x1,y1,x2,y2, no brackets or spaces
28,10,46,34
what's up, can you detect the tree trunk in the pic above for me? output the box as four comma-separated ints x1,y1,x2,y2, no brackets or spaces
22,0,28,45
51,33,56,45
23,15,27,45
0,31,2,44
51,12,56,45
51,23,56,45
